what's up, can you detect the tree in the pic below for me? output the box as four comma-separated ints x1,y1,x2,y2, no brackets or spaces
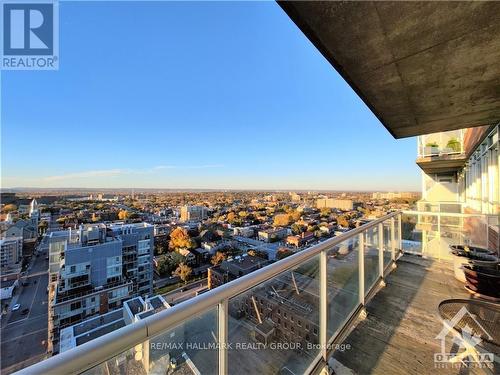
291,223,305,235
337,215,349,228
169,227,194,250
273,214,291,227
156,252,185,276
211,251,226,266
38,220,48,234
118,210,129,220
173,263,192,284
3,204,17,213
320,208,331,218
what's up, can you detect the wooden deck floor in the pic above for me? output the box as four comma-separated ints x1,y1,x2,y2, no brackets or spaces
332,254,493,375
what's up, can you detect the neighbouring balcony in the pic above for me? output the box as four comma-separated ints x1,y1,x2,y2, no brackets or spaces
401,210,497,260
417,130,467,174
14,211,499,375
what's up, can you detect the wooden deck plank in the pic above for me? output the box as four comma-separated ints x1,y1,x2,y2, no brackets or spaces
332,254,492,375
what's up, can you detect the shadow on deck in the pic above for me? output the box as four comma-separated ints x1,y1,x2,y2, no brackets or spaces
333,254,494,375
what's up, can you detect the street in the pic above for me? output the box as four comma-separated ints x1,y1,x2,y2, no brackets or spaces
1,242,49,374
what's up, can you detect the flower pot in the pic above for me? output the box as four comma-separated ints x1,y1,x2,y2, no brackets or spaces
449,245,498,282
463,265,500,299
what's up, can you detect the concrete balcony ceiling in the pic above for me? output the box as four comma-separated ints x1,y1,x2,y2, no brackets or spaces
278,1,500,138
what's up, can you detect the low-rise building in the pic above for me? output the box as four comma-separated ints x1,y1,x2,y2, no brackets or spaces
208,254,270,289
257,228,288,243
286,232,315,248
0,237,22,269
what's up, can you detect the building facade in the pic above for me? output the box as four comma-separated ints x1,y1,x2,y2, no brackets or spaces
47,222,154,354
180,205,208,222
0,237,22,269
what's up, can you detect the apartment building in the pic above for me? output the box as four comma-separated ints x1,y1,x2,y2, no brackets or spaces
257,227,288,243
371,192,415,200
415,124,499,252
0,237,22,268
180,205,208,222
316,199,360,211
47,222,154,354
233,272,319,347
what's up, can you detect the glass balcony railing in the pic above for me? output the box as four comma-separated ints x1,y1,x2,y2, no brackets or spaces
15,212,403,375
417,129,465,158
401,210,492,260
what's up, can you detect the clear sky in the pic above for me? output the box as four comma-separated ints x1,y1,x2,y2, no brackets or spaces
1,1,420,191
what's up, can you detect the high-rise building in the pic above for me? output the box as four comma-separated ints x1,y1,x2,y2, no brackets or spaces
47,222,154,354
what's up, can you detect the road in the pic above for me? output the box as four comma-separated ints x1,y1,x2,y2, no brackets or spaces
1,241,49,374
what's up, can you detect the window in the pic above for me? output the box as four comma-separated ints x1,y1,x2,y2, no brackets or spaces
70,265,76,273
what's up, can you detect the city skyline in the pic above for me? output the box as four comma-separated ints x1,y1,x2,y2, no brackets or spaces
1,1,420,191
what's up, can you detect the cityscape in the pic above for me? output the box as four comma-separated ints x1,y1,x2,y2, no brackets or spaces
1,1,499,375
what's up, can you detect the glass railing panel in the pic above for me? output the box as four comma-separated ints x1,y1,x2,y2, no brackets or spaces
363,227,379,294
401,212,436,256
402,211,490,260
417,130,464,157
326,236,359,338
81,307,219,375
227,255,320,375
394,214,401,252
382,221,392,269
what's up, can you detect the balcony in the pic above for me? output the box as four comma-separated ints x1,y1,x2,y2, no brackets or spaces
416,130,467,174
14,211,499,375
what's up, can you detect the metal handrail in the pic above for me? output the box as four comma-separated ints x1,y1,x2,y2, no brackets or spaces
16,211,400,375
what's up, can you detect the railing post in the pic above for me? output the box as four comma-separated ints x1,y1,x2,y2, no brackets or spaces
218,299,228,375
398,212,403,256
319,250,328,363
378,223,384,278
390,217,396,261
437,213,441,260
358,233,365,306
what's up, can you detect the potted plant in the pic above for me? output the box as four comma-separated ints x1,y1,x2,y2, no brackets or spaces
424,142,439,156
449,245,498,282
446,138,461,153
463,263,500,300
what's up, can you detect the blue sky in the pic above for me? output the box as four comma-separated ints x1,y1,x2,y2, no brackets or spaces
1,1,420,191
